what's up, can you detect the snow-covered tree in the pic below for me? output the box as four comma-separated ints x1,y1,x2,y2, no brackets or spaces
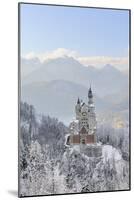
19,102,129,196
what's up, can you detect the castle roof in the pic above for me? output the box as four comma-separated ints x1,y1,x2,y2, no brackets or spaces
77,97,80,104
88,86,93,98
81,103,88,112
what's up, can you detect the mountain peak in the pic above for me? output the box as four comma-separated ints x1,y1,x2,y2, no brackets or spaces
102,64,119,72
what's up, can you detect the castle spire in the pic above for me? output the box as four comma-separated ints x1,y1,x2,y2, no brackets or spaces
88,85,93,98
77,97,80,104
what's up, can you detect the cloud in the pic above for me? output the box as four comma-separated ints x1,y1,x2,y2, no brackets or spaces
77,56,128,70
23,48,78,62
23,48,129,72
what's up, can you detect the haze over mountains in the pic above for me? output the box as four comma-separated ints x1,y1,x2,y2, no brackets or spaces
21,56,129,124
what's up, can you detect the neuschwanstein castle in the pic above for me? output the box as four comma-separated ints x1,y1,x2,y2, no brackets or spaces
67,86,97,145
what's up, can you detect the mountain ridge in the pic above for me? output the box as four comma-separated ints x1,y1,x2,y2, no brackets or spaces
22,56,128,97
22,79,128,124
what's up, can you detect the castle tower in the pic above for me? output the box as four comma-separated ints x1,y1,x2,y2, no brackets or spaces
88,86,93,105
88,86,97,134
88,86,95,113
75,97,81,120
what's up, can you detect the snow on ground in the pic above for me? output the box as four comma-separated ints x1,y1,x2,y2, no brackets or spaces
71,144,81,152
102,145,122,163
102,145,126,179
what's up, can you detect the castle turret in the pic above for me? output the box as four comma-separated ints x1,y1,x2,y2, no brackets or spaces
88,86,95,114
77,97,80,104
88,86,93,105
75,97,81,120
88,86,97,134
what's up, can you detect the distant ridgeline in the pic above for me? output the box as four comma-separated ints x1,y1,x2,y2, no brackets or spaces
66,86,102,157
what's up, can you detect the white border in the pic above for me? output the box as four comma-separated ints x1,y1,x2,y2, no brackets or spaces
0,0,133,199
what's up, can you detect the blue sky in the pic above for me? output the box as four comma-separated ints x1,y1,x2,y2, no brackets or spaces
20,3,129,58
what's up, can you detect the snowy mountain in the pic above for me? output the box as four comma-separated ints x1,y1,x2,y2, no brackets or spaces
21,79,128,124
21,57,41,78
21,80,91,123
22,56,128,97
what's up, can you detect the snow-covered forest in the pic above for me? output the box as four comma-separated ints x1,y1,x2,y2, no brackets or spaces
19,102,130,197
